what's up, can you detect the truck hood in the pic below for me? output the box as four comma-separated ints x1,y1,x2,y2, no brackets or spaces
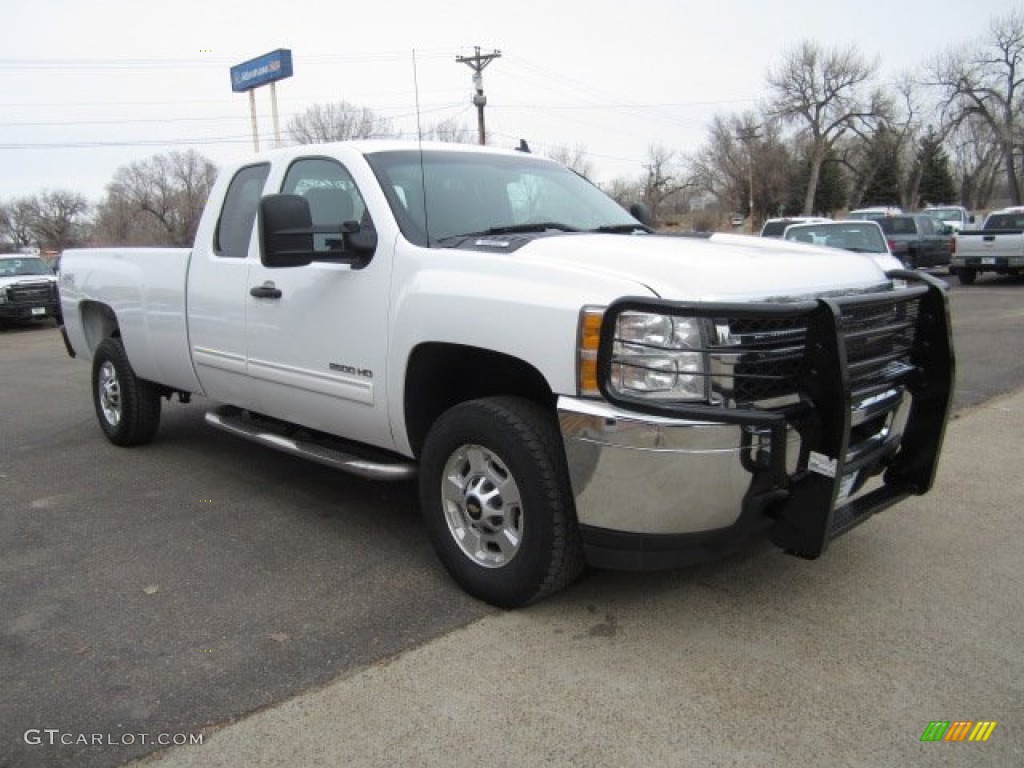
515,232,892,301
0,274,57,289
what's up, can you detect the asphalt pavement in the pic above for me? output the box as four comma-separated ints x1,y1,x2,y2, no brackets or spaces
127,390,1024,767
3,277,1023,768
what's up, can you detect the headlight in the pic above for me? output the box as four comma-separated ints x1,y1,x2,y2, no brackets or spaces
609,311,707,401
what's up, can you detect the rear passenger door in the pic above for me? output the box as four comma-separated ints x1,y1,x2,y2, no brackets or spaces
187,163,270,409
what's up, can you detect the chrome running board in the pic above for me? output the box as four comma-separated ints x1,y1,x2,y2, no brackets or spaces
205,405,416,481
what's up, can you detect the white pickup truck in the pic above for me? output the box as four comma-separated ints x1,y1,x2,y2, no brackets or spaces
951,206,1024,284
58,141,954,607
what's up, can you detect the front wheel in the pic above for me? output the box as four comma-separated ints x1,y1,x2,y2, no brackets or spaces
419,397,584,608
92,337,162,446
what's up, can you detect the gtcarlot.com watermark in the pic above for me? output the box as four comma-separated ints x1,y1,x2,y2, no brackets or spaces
24,728,203,747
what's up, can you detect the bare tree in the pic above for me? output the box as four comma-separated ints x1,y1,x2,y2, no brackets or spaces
688,111,793,225
287,102,393,144
947,113,1003,209
929,10,1024,205
27,191,90,251
641,144,694,224
95,150,217,246
91,189,158,246
602,176,643,208
420,118,476,144
689,115,745,211
766,41,882,215
545,143,595,179
0,197,38,249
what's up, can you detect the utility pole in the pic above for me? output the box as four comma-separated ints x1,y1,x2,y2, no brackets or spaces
456,46,501,145
736,125,761,234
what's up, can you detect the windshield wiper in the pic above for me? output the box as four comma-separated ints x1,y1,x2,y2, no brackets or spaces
432,222,580,245
589,224,653,234
482,222,580,235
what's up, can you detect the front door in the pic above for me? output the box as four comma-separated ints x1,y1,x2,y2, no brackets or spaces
244,156,395,451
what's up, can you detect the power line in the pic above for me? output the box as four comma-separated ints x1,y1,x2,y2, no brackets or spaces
0,50,454,70
0,135,255,150
0,101,464,129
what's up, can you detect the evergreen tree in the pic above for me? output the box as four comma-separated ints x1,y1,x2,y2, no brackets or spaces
860,128,901,206
813,154,848,215
916,134,958,205
786,150,847,216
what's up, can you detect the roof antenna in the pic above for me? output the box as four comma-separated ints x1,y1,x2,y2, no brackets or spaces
516,139,531,153
412,49,431,247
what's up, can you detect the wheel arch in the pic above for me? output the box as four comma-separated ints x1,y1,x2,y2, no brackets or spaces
79,300,120,355
403,342,556,459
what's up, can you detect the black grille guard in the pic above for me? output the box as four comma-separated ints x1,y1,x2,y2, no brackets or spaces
596,270,955,558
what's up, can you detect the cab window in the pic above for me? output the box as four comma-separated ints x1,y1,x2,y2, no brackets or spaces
215,163,270,257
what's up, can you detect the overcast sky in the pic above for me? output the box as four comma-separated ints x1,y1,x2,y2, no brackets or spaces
1,0,1018,201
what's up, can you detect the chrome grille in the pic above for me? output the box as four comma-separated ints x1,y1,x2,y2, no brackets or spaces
7,281,56,304
710,316,806,405
708,293,922,409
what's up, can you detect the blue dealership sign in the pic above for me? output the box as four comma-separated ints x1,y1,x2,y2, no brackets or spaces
230,49,293,93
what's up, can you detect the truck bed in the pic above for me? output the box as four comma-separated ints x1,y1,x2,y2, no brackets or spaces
59,247,201,393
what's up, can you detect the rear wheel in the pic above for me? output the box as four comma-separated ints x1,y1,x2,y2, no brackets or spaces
419,396,584,608
957,267,977,286
92,337,162,446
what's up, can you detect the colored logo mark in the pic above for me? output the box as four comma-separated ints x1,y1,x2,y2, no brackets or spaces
921,720,997,742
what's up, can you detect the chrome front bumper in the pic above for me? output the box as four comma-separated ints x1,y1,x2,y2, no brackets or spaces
558,396,796,536
557,273,954,570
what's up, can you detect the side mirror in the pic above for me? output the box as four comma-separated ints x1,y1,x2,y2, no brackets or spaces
259,194,377,269
259,194,315,268
345,221,378,256
628,202,655,228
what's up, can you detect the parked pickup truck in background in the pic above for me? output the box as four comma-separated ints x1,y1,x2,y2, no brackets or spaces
848,206,902,221
921,205,975,233
876,214,953,269
951,206,1024,285
58,141,954,607
0,254,60,323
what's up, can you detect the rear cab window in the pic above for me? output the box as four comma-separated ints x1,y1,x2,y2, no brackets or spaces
215,164,270,258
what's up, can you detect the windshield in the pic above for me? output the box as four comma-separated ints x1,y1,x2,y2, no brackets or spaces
365,149,641,247
784,223,887,253
877,217,917,235
760,220,790,237
923,208,962,221
984,213,1024,229
0,257,52,277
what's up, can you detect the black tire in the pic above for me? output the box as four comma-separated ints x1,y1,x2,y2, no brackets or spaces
957,267,977,286
91,337,162,446
419,396,585,608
